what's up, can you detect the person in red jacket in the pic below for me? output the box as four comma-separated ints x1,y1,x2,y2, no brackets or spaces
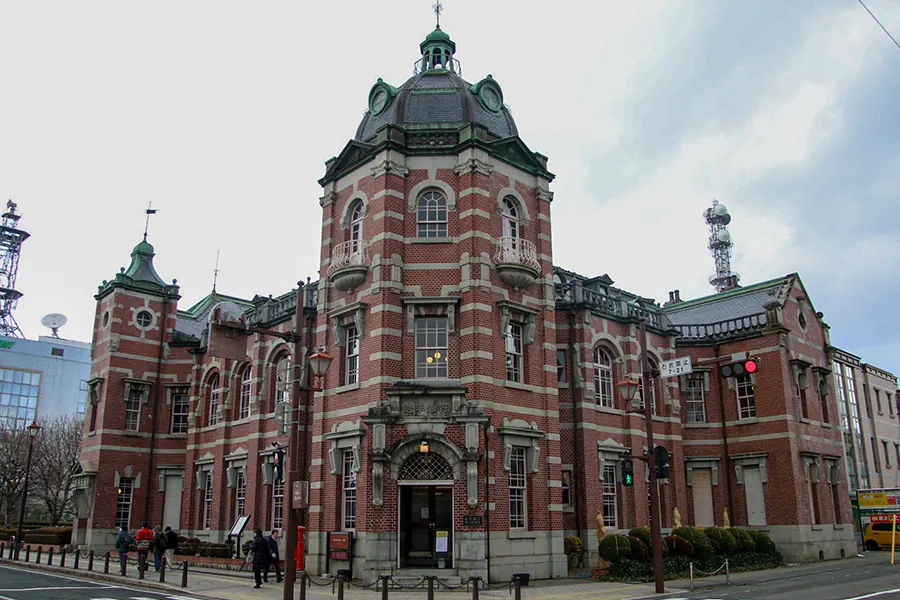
135,521,153,574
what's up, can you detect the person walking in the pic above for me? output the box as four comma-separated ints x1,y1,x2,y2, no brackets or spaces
135,521,153,574
264,529,282,583
114,526,131,575
152,525,166,571
164,526,179,567
251,529,269,589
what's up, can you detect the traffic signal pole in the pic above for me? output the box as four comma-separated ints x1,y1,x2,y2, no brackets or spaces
639,316,666,594
283,282,305,600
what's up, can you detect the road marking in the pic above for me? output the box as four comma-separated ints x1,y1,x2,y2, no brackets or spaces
0,563,113,586
842,590,900,600
0,586,103,592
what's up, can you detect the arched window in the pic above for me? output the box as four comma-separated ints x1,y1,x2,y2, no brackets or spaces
417,190,448,238
593,348,614,408
349,202,364,252
207,374,220,426
501,197,519,240
275,355,291,409
238,366,252,419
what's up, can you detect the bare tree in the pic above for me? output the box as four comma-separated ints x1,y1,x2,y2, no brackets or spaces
0,426,29,526
32,415,84,525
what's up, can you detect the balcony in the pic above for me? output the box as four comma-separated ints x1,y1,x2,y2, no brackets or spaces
328,240,371,292
494,236,540,290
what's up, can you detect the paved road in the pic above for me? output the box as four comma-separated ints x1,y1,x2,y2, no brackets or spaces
0,564,204,600
666,553,900,600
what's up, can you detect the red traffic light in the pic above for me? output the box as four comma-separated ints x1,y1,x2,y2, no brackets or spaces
720,358,760,378
744,358,759,374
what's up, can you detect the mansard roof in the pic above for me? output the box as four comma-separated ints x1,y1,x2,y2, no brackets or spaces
663,274,794,326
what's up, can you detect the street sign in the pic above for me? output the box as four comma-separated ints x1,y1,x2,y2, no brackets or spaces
293,480,309,508
659,356,692,378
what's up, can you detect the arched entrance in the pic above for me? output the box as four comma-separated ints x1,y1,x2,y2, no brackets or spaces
398,451,454,569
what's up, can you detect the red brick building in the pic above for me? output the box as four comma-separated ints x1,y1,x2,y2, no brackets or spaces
72,26,855,583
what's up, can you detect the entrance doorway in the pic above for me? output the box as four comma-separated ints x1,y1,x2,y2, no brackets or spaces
400,485,453,568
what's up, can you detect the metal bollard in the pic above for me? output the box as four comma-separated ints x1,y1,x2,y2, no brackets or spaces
689,562,694,591
427,575,435,600
725,559,730,585
471,576,480,600
159,557,165,583
47,547,54,565
299,572,307,600
104,552,110,574
382,575,391,600
337,574,345,600
60,549,66,567
181,559,188,588
514,576,522,600
88,551,94,572
36,547,42,564
74,550,80,569
25,545,30,562
139,555,145,580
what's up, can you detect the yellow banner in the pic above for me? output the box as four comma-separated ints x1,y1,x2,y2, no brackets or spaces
859,491,900,509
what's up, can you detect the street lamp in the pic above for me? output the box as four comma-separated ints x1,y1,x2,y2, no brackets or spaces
14,421,40,560
616,314,665,594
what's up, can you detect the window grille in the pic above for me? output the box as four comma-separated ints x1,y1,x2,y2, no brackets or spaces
208,375,220,426
509,447,527,529
272,478,284,529
235,470,246,516
398,452,453,481
170,388,190,433
203,472,213,529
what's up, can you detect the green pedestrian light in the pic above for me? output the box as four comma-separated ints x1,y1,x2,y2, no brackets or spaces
621,458,635,487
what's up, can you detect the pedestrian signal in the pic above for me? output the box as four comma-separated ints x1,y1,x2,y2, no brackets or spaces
621,458,635,486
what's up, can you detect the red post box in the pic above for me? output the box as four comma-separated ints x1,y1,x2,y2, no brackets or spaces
296,525,306,571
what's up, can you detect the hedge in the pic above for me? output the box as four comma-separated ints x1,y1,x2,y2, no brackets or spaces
746,530,775,554
705,527,739,555
673,527,712,560
629,526,669,557
665,534,694,557
598,534,631,561
628,536,649,562
197,542,231,558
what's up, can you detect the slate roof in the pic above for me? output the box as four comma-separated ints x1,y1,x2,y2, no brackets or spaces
355,72,518,142
174,292,254,344
663,275,792,325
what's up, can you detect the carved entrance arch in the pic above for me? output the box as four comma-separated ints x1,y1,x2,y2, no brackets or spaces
390,434,463,481
399,452,454,481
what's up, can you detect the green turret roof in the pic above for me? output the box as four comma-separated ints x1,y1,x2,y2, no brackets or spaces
95,236,180,300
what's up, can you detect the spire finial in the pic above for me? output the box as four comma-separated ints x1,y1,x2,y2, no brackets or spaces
433,0,443,28
212,249,220,294
143,201,157,241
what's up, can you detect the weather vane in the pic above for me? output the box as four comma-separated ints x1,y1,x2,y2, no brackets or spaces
433,0,443,28
143,201,158,241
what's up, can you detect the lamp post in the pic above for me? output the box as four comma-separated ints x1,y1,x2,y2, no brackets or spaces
282,282,333,600
14,421,40,560
615,315,665,594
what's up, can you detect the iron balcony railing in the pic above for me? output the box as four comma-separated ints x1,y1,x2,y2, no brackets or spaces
327,240,371,277
413,56,463,76
671,313,768,340
494,236,540,272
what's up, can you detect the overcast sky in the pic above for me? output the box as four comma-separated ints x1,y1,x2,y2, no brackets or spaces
1,1,898,374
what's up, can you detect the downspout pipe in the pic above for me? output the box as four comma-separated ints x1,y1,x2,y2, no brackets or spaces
144,295,169,522
483,416,492,582
567,311,586,556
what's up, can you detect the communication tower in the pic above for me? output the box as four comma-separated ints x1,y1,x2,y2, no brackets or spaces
0,200,30,338
704,199,738,293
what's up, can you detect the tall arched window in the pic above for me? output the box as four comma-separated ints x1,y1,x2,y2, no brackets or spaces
275,355,291,409
501,197,519,240
238,366,252,419
349,202,364,253
593,348,614,408
417,190,448,238
207,374,220,426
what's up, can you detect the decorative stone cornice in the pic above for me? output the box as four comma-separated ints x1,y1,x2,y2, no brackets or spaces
319,191,338,208
455,157,493,176
370,159,409,179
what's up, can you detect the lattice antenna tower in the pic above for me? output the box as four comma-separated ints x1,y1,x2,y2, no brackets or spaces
0,200,29,337
704,199,738,293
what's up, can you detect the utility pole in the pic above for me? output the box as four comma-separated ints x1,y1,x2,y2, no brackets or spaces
639,316,665,594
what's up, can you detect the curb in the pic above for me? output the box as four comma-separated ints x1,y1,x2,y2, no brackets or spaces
0,557,217,599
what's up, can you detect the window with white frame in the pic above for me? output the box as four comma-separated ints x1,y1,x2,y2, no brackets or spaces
235,470,246,516
509,446,527,529
416,190,448,238
736,374,756,419
561,471,572,507
115,477,134,530
275,356,292,407
239,367,252,419
272,478,284,529
207,374,220,426
415,318,448,378
557,350,567,384
501,197,519,240
170,388,190,433
593,348,614,408
342,450,357,529
346,325,360,385
684,375,706,423
349,202,364,253
506,322,523,382
602,464,618,528
203,472,214,529
124,385,143,431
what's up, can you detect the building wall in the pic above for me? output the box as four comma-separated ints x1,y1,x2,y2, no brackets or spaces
856,364,900,489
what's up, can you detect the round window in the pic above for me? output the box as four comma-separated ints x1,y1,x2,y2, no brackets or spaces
102,311,110,327
135,310,153,328
371,88,388,115
481,86,502,112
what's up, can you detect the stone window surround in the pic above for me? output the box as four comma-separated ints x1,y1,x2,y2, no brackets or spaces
87,377,104,406
499,419,544,474
325,421,364,476
157,465,185,493
407,179,457,213
403,296,460,335
194,454,215,491
685,456,720,487
329,301,367,348
496,187,531,226
732,452,768,485
497,299,539,346
800,452,820,483
597,438,629,482
123,378,152,406
339,192,369,231
114,465,142,492
225,448,249,488
164,383,190,407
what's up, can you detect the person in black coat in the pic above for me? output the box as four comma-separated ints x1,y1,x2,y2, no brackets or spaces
264,529,282,583
251,529,269,588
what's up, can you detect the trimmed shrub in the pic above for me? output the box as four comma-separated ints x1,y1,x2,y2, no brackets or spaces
197,542,231,558
705,527,739,555
673,526,712,560
23,527,72,545
730,528,757,552
564,536,582,556
628,536,650,562
665,534,694,557
745,530,776,554
598,534,632,562
629,526,669,557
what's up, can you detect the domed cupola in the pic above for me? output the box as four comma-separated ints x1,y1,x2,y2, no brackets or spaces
354,25,518,143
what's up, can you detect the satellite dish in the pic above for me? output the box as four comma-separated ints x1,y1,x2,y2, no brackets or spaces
714,203,729,217
716,230,732,243
41,313,68,338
